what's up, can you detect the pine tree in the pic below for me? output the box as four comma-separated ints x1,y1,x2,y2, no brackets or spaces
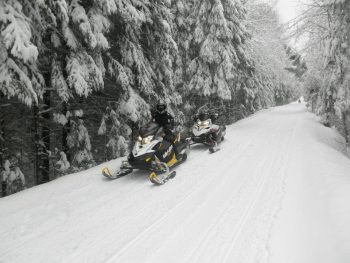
1,158,25,196
186,0,250,101
67,116,95,171
98,105,129,159
171,0,195,123
0,0,43,106
245,1,298,109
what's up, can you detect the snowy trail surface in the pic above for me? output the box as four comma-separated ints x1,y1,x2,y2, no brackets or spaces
1,103,350,263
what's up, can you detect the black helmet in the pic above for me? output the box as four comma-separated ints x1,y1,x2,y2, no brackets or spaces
156,102,167,114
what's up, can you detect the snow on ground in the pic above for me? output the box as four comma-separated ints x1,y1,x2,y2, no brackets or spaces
0,103,349,263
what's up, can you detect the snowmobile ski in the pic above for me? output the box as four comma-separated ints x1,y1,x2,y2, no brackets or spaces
149,171,177,185
102,167,133,180
209,147,220,153
208,141,220,153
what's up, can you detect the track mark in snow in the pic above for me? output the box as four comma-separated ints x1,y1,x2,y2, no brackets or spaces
189,121,295,263
103,120,282,263
222,119,299,263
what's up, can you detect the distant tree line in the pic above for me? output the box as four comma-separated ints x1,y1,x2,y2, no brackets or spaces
294,0,350,154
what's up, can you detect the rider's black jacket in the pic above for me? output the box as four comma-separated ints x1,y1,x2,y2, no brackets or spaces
152,111,174,129
152,111,175,142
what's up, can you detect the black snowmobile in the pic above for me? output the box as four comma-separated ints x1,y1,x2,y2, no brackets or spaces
102,123,190,185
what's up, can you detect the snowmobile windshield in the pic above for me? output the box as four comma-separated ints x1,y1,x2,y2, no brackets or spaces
197,112,210,121
139,123,160,137
197,105,209,113
196,105,211,121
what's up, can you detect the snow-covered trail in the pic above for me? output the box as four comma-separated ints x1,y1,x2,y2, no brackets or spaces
1,103,350,263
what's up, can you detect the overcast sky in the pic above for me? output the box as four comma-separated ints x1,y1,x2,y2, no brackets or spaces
275,0,301,23
275,0,307,49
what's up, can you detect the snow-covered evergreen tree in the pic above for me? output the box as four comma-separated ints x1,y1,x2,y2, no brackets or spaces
1,158,26,196
245,1,298,109
67,117,95,171
171,0,195,123
186,0,250,101
102,1,156,136
172,0,192,91
98,0,184,152
55,151,70,174
0,0,43,106
300,0,350,147
145,0,181,105
41,0,107,100
98,106,129,159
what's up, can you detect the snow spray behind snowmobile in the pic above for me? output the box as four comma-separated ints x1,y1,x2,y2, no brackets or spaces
102,123,190,184
191,106,226,153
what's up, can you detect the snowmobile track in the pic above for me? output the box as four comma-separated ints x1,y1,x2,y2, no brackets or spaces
104,119,280,263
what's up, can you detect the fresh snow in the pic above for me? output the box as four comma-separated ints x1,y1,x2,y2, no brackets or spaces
1,103,349,263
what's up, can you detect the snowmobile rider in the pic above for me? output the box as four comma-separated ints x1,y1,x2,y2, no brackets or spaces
152,102,175,144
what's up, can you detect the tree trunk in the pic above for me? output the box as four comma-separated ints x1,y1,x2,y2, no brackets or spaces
62,103,71,161
0,119,5,197
32,105,41,185
41,90,51,183
0,119,4,167
342,111,349,143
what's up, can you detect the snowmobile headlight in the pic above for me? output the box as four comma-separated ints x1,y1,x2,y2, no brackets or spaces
141,135,154,145
197,120,210,127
